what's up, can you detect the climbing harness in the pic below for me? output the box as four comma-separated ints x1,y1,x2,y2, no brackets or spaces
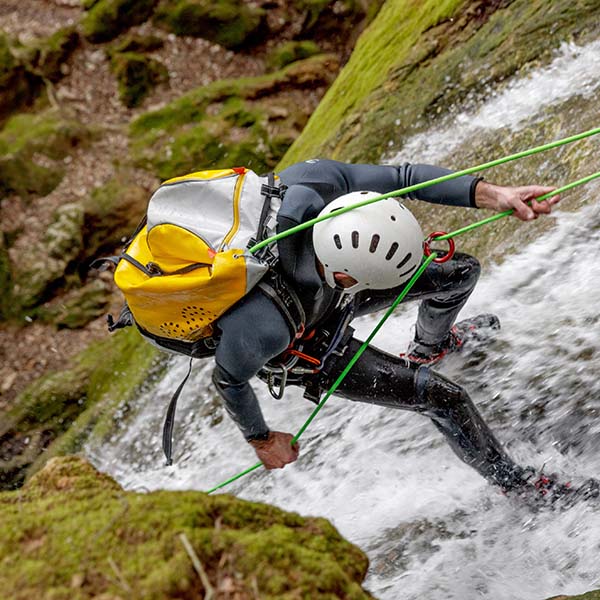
204,125,600,494
260,296,355,401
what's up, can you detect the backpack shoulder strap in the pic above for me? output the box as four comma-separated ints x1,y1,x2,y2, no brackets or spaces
258,269,306,339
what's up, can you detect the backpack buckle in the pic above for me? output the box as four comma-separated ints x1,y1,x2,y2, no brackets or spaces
261,183,281,198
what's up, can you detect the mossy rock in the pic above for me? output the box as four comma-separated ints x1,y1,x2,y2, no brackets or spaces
130,54,339,178
0,455,372,598
154,0,266,49
12,202,84,309
0,327,160,489
34,279,110,329
0,28,79,125
281,0,600,166
266,40,321,71
292,0,369,38
0,34,43,126
25,26,80,82
82,174,149,260
110,51,168,108
0,110,91,198
110,32,164,54
82,0,160,43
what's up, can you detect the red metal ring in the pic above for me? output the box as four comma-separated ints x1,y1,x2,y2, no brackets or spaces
424,231,455,263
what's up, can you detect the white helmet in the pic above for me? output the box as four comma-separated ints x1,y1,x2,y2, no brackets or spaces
312,191,424,293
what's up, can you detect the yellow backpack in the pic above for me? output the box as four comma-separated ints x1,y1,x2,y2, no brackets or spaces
102,167,304,354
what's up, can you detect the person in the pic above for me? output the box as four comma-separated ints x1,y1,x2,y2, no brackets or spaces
210,158,593,503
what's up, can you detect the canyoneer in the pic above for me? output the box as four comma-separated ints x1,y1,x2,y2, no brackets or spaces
103,158,600,505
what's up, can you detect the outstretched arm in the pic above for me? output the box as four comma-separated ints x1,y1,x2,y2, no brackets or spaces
213,290,300,469
474,181,560,221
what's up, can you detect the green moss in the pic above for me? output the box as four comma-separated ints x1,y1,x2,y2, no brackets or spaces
266,40,321,71
0,456,372,598
82,0,159,43
0,327,161,488
130,54,339,178
110,51,168,108
34,280,109,329
26,27,79,82
2,365,90,434
81,0,101,9
0,29,78,125
0,33,17,78
10,202,85,310
154,0,266,49
281,0,600,166
83,173,149,259
292,0,369,37
110,32,164,54
0,110,90,197
0,33,43,125
281,0,466,165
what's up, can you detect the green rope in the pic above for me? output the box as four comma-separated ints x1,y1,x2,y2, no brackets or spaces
248,126,600,254
205,254,438,494
433,170,600,241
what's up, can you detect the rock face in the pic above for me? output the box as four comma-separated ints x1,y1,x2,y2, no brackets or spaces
282,0,600,165
0,455,373,599
130,53,340,178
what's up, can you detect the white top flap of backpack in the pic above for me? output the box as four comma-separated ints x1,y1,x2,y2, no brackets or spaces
147,170,271,251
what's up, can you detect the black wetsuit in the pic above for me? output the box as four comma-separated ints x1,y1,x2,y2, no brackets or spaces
213,159,527,489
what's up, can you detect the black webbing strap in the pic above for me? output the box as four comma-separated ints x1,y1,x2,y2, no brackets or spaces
257,172,276,243
257,270,306,338
162,357,193,466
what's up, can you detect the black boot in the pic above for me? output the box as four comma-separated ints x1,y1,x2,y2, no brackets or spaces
507,469,600,509
403,313,501,365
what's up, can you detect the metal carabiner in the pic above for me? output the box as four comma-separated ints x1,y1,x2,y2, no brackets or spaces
267,365,288,400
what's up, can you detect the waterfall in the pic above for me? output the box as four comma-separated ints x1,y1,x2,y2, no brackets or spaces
87,38,600,600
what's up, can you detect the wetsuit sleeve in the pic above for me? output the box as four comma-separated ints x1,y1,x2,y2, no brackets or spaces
279,159,480,207
213,291,291,440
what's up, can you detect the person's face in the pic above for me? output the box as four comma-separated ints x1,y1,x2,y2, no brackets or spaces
316,259,359,290
332,272,359,289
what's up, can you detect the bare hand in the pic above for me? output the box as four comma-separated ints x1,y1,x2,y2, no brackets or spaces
248,431,300,470
475,181,561,221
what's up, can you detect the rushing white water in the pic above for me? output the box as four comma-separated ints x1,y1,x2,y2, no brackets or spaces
390,40,600,164
87,39,600,600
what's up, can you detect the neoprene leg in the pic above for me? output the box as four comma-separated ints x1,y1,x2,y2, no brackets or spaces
354,252,481,347
321,338,526,489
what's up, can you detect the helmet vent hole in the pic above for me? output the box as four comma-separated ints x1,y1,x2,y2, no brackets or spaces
351,230,359,248
390,215,396,221
396,252,412,269
334,234,342,249
369,234,380,253
400,264,418,278
385,242,399,260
